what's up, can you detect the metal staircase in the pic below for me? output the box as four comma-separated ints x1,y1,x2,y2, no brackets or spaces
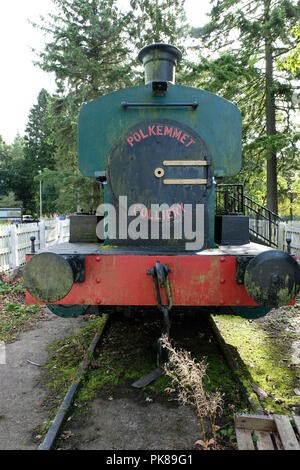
215,184,283,248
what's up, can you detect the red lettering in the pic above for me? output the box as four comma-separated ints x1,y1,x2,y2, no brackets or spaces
156,125,163,136
172,128,182,140
164,126,173,137
180,133,188,144
185,138,195,147
133,132,141,142
126,137,134,147
139,129,148,139
148,125,156,136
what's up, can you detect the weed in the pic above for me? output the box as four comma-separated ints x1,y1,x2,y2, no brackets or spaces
0,279,46,342
161,335,223,450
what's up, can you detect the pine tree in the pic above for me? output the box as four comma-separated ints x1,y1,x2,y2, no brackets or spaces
193,0,300,214
129,0,188,52
21,89,57,214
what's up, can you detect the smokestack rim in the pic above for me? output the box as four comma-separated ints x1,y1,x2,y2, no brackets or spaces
137,43,182,65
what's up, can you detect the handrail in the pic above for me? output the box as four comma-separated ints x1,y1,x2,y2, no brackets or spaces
216,184,282,248
243,194,283,222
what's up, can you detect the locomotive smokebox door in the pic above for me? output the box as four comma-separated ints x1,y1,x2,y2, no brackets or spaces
107,118,213,249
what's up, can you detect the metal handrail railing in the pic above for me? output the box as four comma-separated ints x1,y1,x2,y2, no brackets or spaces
216,184,282,248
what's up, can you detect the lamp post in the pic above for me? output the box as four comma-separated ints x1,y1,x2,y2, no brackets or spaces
39,170,42,220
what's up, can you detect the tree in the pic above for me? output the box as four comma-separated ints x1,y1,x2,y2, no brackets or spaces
193,0,300,214
129,0,188,53
278,24,300,72
0,135,30,211
22,89,57,215
31,0,191,214
31,0,135,212
33,0,133,166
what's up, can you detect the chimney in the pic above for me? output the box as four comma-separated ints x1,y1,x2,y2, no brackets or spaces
138,43,182,87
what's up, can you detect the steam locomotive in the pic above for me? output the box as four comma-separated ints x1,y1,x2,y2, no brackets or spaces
23,44,300,381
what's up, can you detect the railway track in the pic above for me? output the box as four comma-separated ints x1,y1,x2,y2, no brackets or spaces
38,307,262,450
39,312,110,450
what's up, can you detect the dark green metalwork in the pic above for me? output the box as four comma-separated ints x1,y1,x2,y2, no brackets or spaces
137,43,182,84
78,84,242,180
47,304,89,318
244,250,300,308
78,42,241,251
235,256,254,284
230,306,271,319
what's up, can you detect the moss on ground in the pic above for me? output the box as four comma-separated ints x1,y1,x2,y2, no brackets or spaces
40,309,250,438
212,298,300,415
0,278,47,343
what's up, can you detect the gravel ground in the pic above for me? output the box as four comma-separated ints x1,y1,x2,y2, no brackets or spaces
0,311,84,450
0,309,201,451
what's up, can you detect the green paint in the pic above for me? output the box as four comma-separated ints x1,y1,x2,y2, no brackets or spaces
78,84,241,179
230,306,271,319
46,304,89,318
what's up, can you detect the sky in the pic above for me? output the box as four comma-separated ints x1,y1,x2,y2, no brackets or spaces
0,0,211,145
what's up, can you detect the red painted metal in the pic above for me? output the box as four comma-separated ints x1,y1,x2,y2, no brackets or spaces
25,253,261,307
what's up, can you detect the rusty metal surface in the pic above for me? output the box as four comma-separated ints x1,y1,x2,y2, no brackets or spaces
26,253,260,307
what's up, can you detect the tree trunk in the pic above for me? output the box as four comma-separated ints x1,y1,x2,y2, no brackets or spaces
264,0,278,214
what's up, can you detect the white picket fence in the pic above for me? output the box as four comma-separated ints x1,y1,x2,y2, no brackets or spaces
0,219,70,272
278,221,300,260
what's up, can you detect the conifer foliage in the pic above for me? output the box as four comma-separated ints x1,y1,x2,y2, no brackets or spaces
193,0,300,214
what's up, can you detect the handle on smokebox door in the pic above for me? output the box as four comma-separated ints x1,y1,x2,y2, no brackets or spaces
121,101,198,109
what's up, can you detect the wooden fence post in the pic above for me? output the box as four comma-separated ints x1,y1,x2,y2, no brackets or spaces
40,220,45,249
277,222,285,252
10,224,18,268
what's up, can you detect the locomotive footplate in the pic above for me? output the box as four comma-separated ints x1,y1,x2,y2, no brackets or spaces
24,242,299,308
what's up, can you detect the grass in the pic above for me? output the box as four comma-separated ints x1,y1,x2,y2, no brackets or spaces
212,297,300,415
0,277,47,343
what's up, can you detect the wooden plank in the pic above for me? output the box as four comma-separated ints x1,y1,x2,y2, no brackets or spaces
293,416,300,436
235,414,276,432
273,414,300,450
273,432,284,450
235,428,255,450
256,431,275,450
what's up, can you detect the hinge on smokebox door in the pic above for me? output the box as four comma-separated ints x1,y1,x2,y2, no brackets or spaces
131,261,173,388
